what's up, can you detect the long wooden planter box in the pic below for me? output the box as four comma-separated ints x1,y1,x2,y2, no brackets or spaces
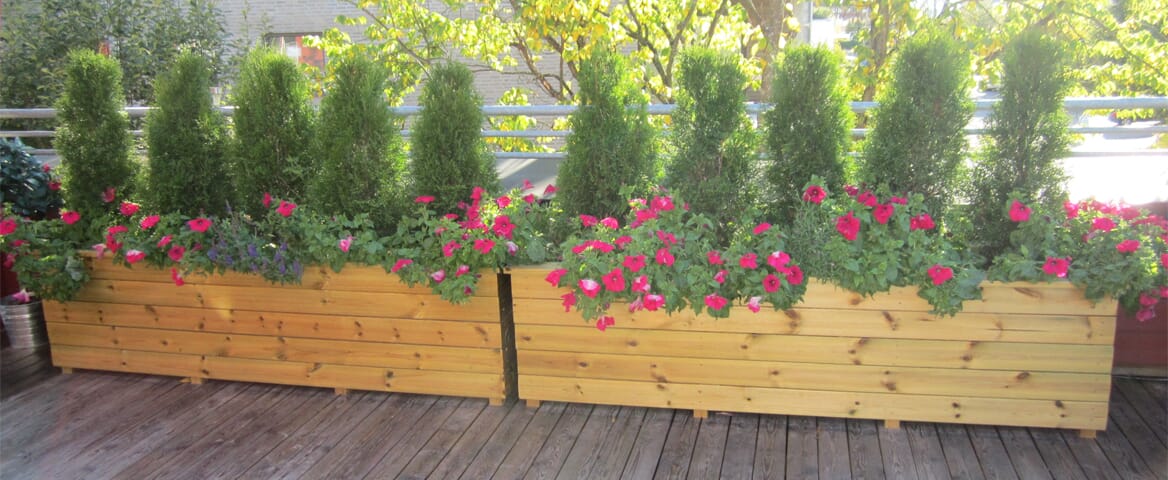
510,266,1117,434
43,256,508,404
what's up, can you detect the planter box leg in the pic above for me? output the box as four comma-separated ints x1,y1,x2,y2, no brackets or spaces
694,409,709,419
885,419,901,430
185,377,204,385
1079,430,1098,439
489,397,504,406
61,367,74,374
334,388,349,396
525,399,541,409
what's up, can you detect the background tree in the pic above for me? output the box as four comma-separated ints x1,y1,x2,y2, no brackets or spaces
231,48,317,216
311,55,406,229
764,44,854,224
964,30,1072,263
409,62,499,214
666,47,757,233
860,26,972,219
557,45,658,219
145,52,233,216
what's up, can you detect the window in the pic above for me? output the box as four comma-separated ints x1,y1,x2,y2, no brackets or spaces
265,33,325,70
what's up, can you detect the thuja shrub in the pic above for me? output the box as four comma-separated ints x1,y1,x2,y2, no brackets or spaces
55,49,137,224
558,45,658,219
231,47,316,216
860,26,972,219
410,62,498,214
964,30,1072,263
311,55,405,229
145,52,233,216
764,45,854,225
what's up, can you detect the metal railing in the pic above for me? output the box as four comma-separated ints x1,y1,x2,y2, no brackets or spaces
2,96,1165,160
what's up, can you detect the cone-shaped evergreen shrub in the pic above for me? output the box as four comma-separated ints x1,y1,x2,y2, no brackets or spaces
231,48,316,216
861,27,972,218
558,46,658,219
764,45,853,224
665,47,758,231
55,49,137,224
311,55,405,228
964,30,1071,263
410,62,498,214
145,52,233,216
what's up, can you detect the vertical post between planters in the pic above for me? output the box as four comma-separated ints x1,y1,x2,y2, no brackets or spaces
498,271,519,405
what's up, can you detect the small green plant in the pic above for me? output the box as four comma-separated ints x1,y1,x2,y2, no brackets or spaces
145,52,233,216
557,45,659,220
666,47,758,237
310,54,406,230
231,47,316,217
55,49,138,228
1,140,63,219
860,26,973,219
764,45,854,225
964,30,1072,263
409,62,499,214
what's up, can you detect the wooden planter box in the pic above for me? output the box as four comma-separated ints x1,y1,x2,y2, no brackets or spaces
43,256,508,404
510,266,1117,435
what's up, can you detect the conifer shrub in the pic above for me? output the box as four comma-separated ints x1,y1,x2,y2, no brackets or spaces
665,47,758,232
558,45,658,219
145,52,233,216
409,62,498,214
55,49,137,225
231,47,316,216
310,54,405,229
764,45,854,225
964,30,1072,263
860,27,973,219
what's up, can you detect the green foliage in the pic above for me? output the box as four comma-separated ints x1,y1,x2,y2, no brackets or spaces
231,47,317,216
665,48,758,237
145,52,233,216
409,62,499,214
964,31,1072,264
558,47,659,219
55,49,138,228
0,217,89,301
310,54,406,230
764,45,854,225
860,27,972,219
1,140,64,219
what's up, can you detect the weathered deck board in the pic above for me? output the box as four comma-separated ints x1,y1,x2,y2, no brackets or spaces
1,348,1164,480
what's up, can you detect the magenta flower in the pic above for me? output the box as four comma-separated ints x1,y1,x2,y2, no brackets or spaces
119,202,139,216
339,235,353,253
91,243,106,259
600,217,619,229
107,225,128,236
785,265,804,286
171,268,185,287
443,241,461,257
102,187,116,203
62,211,81,225
1042,257,1070,278
655,248,675,266
714,269,728,284
456,265,471,277
49,181,61,191
651,195,675,212
614,235,633,249
1139,292,1159,307
523,193,536,204
747,296,762,313
1162,253,1168,269
643,293,665,311
836,211,860,241
909,214,935,231
187,218,212,233
506,241,518,255
579,279,601,298
1116,239,1140,253
579,215,599,227
656,230,677,246
889,196,908,205
844,185,859,197
1137,308,1156,322
391,258,413,273
545,268,567,286
522,179,534,191
497,196,511,208
1064,201,1080,219
927,264,954,285
632,275,650,294
263,192,272,208
414,195,436,204
623,255,646,273
763,274,781,293
125,249,146,264
276,200,297,217
492,215,515,239
704,294,728,311
1009,200,1031,222
802,185,826,204
139,215,160,229
873,204,894,225
739,253,758,269
595,316,615,331
561,292,576,312
857,191,878,207
474,238,495,254
707,251,724,265
11,289,31,304
602,268,626,292
431,270,446,283
1091,217,1115,232
753,223,771,235
157,235,173,248
766,251,790,269
0,218,16,235
544,184,557,195
633,208,658,227
168,245,186,262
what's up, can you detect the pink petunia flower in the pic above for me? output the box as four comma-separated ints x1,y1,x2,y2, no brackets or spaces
102,187,116,203
802,185,826,204
600,217,619,229
602,268,626,292
546,268,568,286
836,211,860,241
276,200,296,217
873,203,894,225
125,249,146,264
579,279,601,298
0,218,16,235
1064,201,1080,219
656,230,677,246
171,268,185,286
714,269,728,284
632,275,650,294
767,251,790,270
140,215,160,229
655,248,675,266
474,238,495,254
623,255,646,273
614,236,633,249
168,245,186,262
579,214,598,227
785,265,804,285
523,193,536,204
431,270,447,283
927,264,954,285
443,241,461,257
561,292,577,312
707,251,724,265
543,185,557,195
909,214,935,231
1091,217,1116,232
497,196,511,209
119,202,139,216
747,296,763,313
492,215,515,239
506,241,518,255
889,196,908,205
739,253,758,269
415,195,436,204
857,191,878,207
456,264,471,277
651,196,675,212
157,235,173,248
522,179,534,191
753,223,771,235
1009,200,1031,222
12,289,31,304
595,316,615,331
391,258,413,273
1042,257,1070,278
62,211,81,225
844,185,859,197
1116,239,1140,253
92,243,108,258
187,218,212,232
48,181,61,191
643,293,665,311
339,235,353,253
704,294,728,311
763,274,781,293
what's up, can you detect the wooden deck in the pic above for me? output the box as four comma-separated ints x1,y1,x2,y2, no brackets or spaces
2,346,1165,479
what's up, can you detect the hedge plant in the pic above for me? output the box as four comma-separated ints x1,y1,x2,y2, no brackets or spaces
310,54,406,229
145,52,233,216
55,49,137,226
558,45,658,219
860,26,973,219
666,47,758,235
764,45,854,225
409,62,498,214
1,140,63,219
964,30,1072,263
231,47,316,216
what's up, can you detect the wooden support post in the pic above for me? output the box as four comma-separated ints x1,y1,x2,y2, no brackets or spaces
334,387,349,396
61,367,74,374
186,377,204,385
884,419,901,430
525,399,541,409
1078,429,1098,439
488,397,504,407
693,409,709,419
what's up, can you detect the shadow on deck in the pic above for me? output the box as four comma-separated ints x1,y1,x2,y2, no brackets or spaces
2,346,1165,479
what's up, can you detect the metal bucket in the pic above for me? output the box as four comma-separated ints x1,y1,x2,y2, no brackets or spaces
1,296,48,350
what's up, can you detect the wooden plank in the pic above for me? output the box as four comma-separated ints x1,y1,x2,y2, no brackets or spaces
48,322,503,373
718,413,759,480
458,402,539,480
380,398,488,479
785,416,819,478
817,417,851,478
936,423,986,480
1058,429,1125,480
491,402,568,480
847,419,886,480
50,345,203,379
554,405,622,479
966,426,1021,480
651,412,700,480
516,325,1115,373
1029,428,1090,480
72,279,500,322
1106,383,1168,470
687,414,730,479
999,427,1054,480
518,376,1111,430
619,408,674,480
512,298,1115,345
556,406,643,479
1114,377,1168,446
304,394,443,478
425,399,510,480
879,420,921,480
518,350,1111,401
906,423,953,480
1094,423,1159,480
752,414,788,479
47,301,503,348
522,402,593,479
